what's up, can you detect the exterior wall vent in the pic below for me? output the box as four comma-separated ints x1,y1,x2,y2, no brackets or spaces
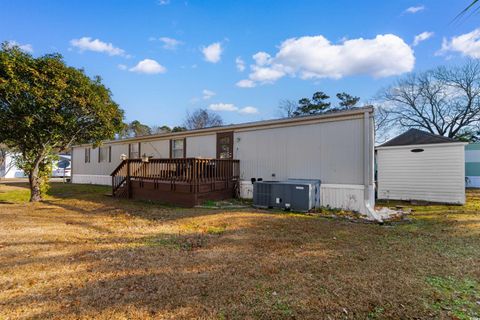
411,148,424,153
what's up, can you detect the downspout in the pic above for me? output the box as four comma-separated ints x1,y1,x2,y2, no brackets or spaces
363,110,382,221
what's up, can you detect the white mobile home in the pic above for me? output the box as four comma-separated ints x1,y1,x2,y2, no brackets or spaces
377,129,466,204
0,152,26,179
71,107,375,215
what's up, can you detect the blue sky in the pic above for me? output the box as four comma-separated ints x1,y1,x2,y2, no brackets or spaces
1,0,479,127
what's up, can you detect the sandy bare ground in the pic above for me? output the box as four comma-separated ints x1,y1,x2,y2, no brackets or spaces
0,183,479,319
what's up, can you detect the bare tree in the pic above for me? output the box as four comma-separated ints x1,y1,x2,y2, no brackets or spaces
378,60,480,141
277,99,298,118
184,108,223,130
456,0,479,20
372,104,397,144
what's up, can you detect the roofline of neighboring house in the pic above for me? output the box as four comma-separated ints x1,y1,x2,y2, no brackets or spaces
378,128,459,148
376,141,468,150
73,106,374,148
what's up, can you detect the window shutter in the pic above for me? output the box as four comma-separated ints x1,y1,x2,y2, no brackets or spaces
169,140,172,158
108,146,112,162
128,144,131,158
183,138,187,158
98,148,100,163
138,142,141,158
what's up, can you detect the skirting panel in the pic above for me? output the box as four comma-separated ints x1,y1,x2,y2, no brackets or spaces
126,180,235,207
71,174,111,186
320,184,367,213
239,181,371,214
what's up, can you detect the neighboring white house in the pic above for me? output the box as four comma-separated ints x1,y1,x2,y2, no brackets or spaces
71,107,376,216
51,155,72,178
377,129,466,204
0,153,71,180
465,143,480,188
0,152,26,179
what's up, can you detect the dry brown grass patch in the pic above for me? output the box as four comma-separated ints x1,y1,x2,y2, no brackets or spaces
0,183,479,319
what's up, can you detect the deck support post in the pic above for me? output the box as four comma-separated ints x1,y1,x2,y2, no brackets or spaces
126,159,131,199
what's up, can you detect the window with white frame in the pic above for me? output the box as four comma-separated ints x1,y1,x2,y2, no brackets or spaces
172,139,184,159
98,146,110,163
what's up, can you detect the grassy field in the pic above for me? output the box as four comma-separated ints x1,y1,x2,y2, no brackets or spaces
0,182,479,319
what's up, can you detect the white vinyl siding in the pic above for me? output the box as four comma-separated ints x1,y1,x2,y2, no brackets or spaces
234,118,365,184
73,143,128,176
377,143,465,204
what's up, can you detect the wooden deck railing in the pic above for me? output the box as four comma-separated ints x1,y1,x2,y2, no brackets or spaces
111,158,240,198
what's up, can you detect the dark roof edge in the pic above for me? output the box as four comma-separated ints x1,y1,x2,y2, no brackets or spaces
378,128,461,148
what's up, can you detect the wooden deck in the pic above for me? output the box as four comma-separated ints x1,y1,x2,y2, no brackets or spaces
111,158,240,206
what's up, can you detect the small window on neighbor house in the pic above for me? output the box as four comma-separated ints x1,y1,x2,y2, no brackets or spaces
98,146,111,163
129,143,140,158
172,139,185,159
84,148,91,163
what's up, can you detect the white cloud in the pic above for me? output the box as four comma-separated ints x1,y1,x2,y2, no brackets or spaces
209,103,259,115
405,5,425,14
249,65,285,82
235,56,245,72
209,103,237,111
237,34,414,87
252,52,272,66
6,40,33,53
158,37,183,50
238,106,259,114
413,31,434,46
129,59,166,74
70,37,128,57
202,42,223,63
157,0,170,5
438,28,480,59
117,64,127,70
236,79,256,88
202,89,216,100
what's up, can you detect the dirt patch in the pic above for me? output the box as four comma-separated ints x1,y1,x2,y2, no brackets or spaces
0,183,479,319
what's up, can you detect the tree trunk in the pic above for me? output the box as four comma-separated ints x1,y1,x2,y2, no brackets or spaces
29,159,43,202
